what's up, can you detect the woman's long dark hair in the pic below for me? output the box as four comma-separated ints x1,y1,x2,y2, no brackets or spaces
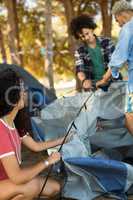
0,68,21,117
0,68,32,137
14,108,32,137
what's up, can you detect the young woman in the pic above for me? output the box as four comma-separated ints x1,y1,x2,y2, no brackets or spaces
0,68,64,200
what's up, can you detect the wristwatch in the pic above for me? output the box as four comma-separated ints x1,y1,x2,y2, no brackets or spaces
44,160,49,167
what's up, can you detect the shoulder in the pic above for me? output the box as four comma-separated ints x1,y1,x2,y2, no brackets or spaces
97,36,114,49
0,120,11,146
76,44,85,52
98,36,113,44
0,120,16,139
124,18,133,28
0,120,15,159
120,19,133,35
18,128,28,138
75,43,87,57
0,119,8,132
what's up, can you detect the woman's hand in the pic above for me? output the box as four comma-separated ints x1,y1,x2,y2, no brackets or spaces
59,131,75,144
47,152,61,165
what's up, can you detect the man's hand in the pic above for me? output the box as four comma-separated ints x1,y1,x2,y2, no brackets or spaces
82,79,92,90
96,79,109,89
96,68,112,89
102,68,112,81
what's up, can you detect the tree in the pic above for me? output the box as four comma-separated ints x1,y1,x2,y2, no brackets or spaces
61,0,76,54
5,0,22,65
60,0,117,39
0,0,121,81
45,0,55,91
99,0,117,37
0,28,7,63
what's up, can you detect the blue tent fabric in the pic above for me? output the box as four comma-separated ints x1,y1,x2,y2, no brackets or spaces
37,82,133,199
65,157,127,194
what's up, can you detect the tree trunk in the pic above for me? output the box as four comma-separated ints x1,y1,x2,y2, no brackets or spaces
45,0,55,92
0,29,7,63
62,0,76,55
100,0,112,37
5,0,22,65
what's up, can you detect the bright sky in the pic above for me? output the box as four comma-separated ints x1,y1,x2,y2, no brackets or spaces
25,0,37,8
1,0,133,17
25,0,133,8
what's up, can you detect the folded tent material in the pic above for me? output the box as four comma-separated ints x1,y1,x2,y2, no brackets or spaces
37,81,133,199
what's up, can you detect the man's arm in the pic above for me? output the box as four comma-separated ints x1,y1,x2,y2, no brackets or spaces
75,49,93,90
102,68,112,81
109,23,131,75
77,72,92,90
96,68,112,88
96,23,131,88
77,71,86,82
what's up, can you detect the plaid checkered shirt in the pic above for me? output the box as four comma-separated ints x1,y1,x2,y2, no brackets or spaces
75,36,115,80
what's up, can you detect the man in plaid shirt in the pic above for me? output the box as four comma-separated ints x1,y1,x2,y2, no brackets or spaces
70,14,115,91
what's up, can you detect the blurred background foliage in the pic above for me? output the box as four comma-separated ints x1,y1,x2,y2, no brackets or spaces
0,0,131,87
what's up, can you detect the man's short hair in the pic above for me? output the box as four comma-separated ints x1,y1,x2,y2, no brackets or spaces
112,0,133,15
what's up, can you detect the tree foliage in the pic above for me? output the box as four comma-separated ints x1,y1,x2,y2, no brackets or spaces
0,0,130,80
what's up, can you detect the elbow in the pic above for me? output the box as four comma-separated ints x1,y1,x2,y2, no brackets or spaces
9,170,27,185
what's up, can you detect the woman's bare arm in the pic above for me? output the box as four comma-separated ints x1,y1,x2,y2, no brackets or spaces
1,152,60,185
22,135,64,152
